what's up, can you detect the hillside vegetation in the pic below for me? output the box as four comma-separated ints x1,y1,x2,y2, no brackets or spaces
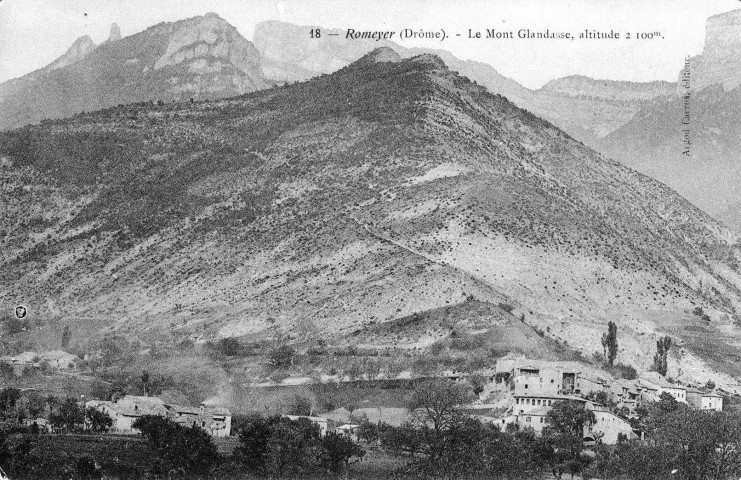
2,48,741,385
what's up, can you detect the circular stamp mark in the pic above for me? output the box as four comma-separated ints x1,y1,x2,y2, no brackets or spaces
14,305,27,320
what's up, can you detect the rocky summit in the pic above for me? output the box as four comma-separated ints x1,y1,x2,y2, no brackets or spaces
108,23,122,43
679,9,741,93
3,49,741,386
0,13,267,131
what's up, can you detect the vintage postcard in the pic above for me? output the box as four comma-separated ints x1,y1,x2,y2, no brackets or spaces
1,0,741,478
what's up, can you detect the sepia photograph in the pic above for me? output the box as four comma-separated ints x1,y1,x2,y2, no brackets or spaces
1,0,741,478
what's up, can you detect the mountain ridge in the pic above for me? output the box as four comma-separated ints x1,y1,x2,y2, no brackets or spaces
3,49,741,386
252,20,677,145
0,13,267,131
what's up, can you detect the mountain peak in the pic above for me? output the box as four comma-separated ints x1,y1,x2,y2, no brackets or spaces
408,53,448,70
45,35,96,72
356,47,402,65
108,23,122,42
151,13,262,78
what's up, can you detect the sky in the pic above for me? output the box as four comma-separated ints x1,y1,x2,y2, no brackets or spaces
0,0,738,89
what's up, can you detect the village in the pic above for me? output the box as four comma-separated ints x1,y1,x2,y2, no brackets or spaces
0,339,737,480
0,346,725,446
284,354,726,446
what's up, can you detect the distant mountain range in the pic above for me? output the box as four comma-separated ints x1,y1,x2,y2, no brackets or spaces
0,14,682,146
3,12,739,229
3,48,741,385
253,13,741,227
0,13,267,131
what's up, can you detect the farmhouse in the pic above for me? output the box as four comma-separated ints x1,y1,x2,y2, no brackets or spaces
86,395,231,436
40,350,79,370
505,394,635,444
639,373,687,403
86,396,168,434
165,403,232,437
587,405,635,444
686,390,723,412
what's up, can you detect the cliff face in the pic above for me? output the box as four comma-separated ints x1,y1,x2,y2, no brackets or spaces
0,14,267,131
679,10,741,92
540,76,675,101
43,35,97,72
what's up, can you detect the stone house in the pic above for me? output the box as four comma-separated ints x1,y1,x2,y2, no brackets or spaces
639,373,687,403
41,350,78,370
507,394,634,444
86,395,231,437
86,395,168,434
686,390,723,411
165,403,232,437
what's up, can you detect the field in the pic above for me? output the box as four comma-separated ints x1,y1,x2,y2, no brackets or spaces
4,433,405,480
8,433,156,479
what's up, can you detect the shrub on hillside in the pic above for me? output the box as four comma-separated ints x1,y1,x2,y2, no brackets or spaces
449,333,488,351
268,345,295,369
498,303,515,313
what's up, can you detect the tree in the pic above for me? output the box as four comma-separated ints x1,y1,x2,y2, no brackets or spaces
133,415,219,476
288,394,313,416
61,325,72,348
320,432,365,475
656,409,741,480
407,379,472,463
585,390,614,409
544,400,597,478
0,363,15,380
0,388,21,417
15,392,46,425
265,420,316,478
601,321,618,366
25,392,46,419
269,345,295,369
468,374,487,397
85,407,113,432
236,415,321,478
49,398,84,433
544,401,596,440
141,370,150,396
237,415,275,472
76,456,101,480
653,336,672,376
216,337,242,357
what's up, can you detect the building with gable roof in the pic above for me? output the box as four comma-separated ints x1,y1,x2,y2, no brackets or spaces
686,390,723,411
40,350,79,370
165,403,232,437
639,372,687,403
86,395,231,436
